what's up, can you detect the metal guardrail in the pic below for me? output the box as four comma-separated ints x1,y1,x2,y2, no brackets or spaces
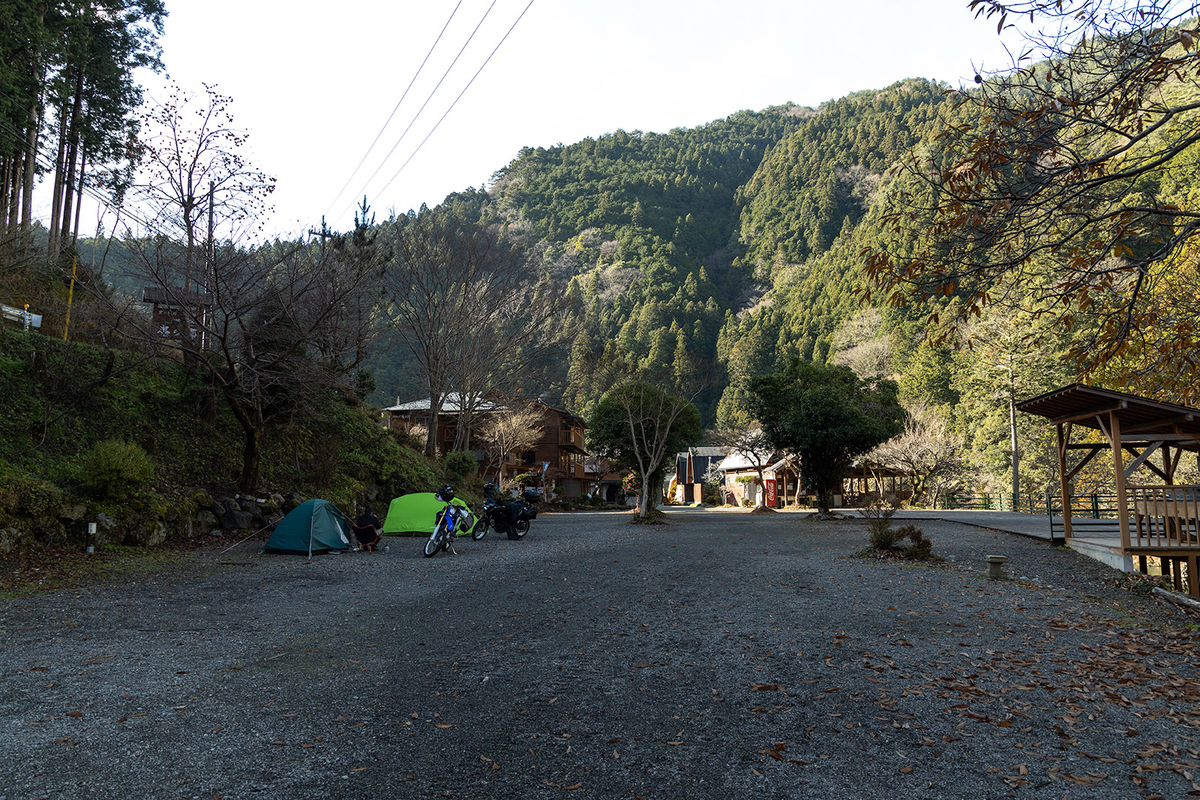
1,303,42,330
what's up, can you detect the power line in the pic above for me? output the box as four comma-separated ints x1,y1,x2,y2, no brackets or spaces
336,0,502,223
323,0,464,219
370,0,537,204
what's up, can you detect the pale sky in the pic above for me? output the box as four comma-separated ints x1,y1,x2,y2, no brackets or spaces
63,1,1025,239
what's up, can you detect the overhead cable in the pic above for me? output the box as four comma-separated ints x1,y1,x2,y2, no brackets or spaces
338,0,502,222
323,0,464,218
370,0,537,204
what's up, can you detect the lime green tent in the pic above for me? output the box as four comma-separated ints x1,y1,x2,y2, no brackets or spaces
382,493,477,537
263,499,352,556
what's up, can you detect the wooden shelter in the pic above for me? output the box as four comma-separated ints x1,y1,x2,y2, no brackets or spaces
1017,384,1200,597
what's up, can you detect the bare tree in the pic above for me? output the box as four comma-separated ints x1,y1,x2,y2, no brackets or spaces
477,402,544,492
709,427,775,508
588,378,703,520
382,208,564,457
130,83,275,298
101,229,381,491
869,402,966,508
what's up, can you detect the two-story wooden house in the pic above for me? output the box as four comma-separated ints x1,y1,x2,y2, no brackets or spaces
496,402,589,498
382,396,590,497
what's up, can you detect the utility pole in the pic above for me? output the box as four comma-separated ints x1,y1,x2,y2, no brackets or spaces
308,216,335,258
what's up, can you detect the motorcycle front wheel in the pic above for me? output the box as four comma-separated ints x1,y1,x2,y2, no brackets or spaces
471,518,490,541
423,526,442,557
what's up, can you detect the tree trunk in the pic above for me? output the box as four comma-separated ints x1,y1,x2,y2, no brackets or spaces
59,63,86,251
1009,393,1019,510
639,473,653,519
425,392,443,458
223,388,263,493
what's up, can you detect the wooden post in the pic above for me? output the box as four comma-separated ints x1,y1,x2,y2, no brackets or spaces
1110,411,1130,550
1188,555,1199,599
1057,423,1072,541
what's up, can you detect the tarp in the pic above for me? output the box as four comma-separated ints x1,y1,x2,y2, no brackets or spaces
382,493,477,536
263,499,352,556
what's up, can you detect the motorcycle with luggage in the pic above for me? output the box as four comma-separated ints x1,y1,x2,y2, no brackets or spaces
473,482,538,540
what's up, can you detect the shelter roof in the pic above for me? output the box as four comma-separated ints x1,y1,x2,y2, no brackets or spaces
686,447,729,458
1016,384,1200,447
717,451,779,472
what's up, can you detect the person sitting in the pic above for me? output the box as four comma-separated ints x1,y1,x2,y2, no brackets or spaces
354,507,383,552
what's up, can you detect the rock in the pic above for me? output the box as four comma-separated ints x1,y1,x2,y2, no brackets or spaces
56,504,87,522
194,510,218,533
192,490,215,511
32,518,69,547
223,509,254,530
125,521,168,547
0,527,32,554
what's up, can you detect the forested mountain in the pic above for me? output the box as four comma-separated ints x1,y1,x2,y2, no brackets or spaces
363,81,960,427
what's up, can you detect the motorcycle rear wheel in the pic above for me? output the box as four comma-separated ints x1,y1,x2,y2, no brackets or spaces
512,518,530,539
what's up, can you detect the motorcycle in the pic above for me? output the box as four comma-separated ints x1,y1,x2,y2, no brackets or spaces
473,482,538,541
423,485,475,557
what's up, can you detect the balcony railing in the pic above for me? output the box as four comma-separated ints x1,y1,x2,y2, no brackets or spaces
1129,485,1200,550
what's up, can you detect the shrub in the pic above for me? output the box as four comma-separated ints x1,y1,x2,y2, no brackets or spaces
869,522,903,551
81,440,154,500
0,471,65,517
442,450,478,484
862,499,897,545
898,525,933,560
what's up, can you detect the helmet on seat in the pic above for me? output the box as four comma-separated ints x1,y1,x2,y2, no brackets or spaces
436,484,455,502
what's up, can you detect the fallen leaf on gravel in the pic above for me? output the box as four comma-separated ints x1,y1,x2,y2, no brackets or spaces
436,724,453,729
900,766,913,774
563,784,581,790
336,716,351,722
66,711,82,717
607,738,621,744
350,767,367,772
751,684,780,691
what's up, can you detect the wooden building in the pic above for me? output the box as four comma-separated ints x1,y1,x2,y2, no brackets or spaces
382,396,590,497
495,403,589,498
672,447,728,504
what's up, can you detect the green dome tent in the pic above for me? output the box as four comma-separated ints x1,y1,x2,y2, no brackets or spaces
382,493,477,537
263,499,352,557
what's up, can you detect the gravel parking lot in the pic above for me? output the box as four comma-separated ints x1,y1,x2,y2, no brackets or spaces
2,509,1199,799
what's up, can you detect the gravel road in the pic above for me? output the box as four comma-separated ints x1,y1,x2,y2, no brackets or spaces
2,509,1199,799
